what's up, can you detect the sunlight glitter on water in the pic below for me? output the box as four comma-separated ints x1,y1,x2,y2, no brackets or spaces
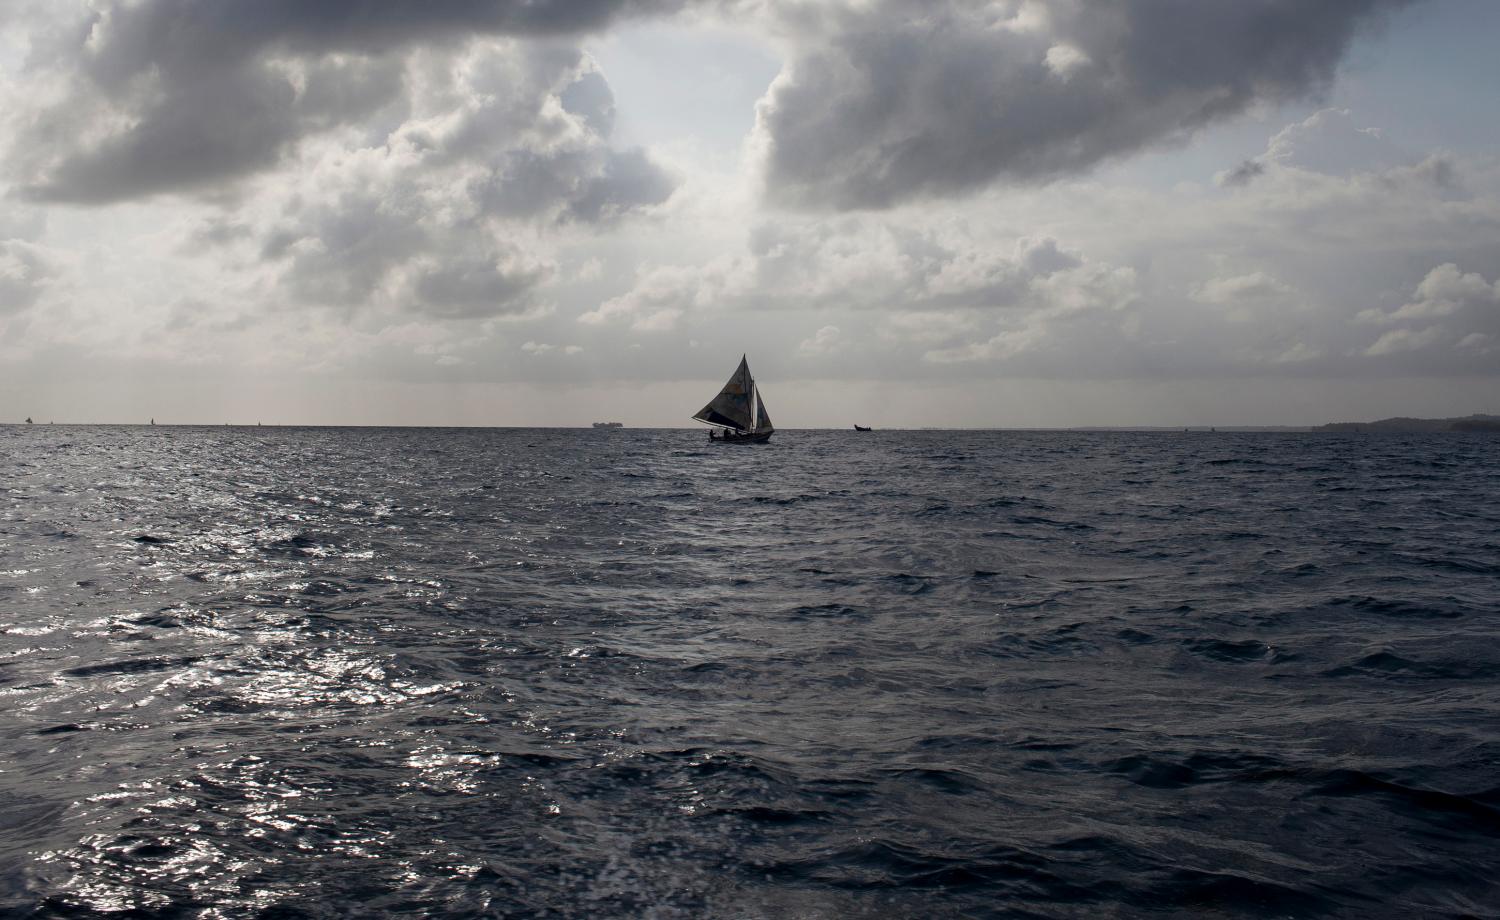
1,425,1497,918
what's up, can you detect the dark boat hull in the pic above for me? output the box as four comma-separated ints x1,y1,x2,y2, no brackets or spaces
712,430,772,444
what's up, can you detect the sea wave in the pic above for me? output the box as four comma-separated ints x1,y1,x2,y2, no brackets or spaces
1,426,1498,917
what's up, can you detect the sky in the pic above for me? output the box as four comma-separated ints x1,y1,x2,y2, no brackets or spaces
0,0,1497,428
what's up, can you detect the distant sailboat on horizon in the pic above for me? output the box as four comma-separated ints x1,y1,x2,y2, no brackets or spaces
693,355,775,444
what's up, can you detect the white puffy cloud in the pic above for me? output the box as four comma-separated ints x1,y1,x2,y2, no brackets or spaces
1356,263,1500,359
797,324,841,356
1193,272,1294,305
1365,325,1448,356
1376,263,1499,323
579,258,742,330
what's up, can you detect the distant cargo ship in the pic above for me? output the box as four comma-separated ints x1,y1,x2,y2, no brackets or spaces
592,421,624,428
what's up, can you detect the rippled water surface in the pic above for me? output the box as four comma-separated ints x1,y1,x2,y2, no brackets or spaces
2,425,1498,918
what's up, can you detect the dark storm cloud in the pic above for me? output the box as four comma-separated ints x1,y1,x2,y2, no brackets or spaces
758,0,1415,209
15,0,685,204
1217,160,1267,188
33,57,407,204
72,0,685,77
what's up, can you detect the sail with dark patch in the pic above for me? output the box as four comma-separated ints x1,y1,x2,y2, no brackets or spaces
693,356,754,431
693,355,774,442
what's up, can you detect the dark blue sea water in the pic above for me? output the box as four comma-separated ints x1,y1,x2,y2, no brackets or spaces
2,425,1498,918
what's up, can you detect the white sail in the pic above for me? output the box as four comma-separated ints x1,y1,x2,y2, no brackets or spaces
692,355,754,431
753,386,774,433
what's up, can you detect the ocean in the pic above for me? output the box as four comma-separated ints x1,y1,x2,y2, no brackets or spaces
1,425,1497,918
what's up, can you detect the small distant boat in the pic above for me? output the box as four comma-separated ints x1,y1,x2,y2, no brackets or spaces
25,417,32,424
150,418,156,425
853,424,871,431
592,421,624,429
694,355,774,444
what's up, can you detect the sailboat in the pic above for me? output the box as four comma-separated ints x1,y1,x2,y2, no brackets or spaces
693,355,775,443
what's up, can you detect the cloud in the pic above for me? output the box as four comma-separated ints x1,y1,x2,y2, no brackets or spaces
797,324,841,356
1193,272,1293,304
1365,263,1499,325
877,311,980,347
1394,262,1499,320
4,5,680,274
1016,237,1083,277
923,260,1140,365
1044,44,1090,80
1272,342,1323,364
24,54,405,204
522,340,582,355
8,1,685,203
754,0,1412,209
1364,325,1447,356
1262,107,1411,175
1216,159,1266,188
578,259,738,330
3,2,1496,404
189,40,669,319
1358,263,1500,358
580,221,1107,333
0,239,56,314
0,4,684,333
567,221,1151,389
475,147,677,224
410,250,554,318
578,212,1143,370
923,327,1047,365
1217,108,1438,190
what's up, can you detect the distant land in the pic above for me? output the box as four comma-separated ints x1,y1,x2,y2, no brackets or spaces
1315,414,1500,433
